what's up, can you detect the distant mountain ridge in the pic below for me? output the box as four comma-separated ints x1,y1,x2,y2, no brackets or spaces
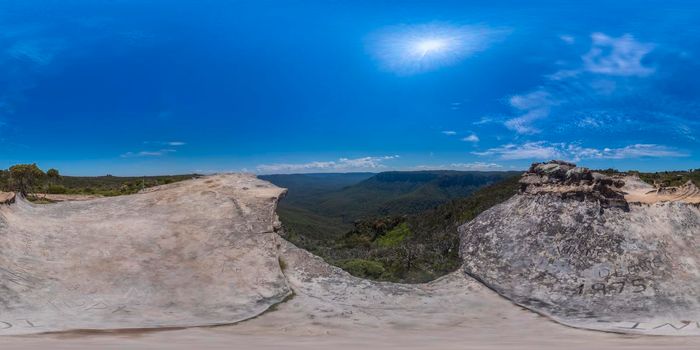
316,170,521,220
260,170,520,240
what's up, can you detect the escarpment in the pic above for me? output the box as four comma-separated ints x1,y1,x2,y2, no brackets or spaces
459,161,700,334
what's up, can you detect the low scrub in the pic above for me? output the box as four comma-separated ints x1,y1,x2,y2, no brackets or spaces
339,259,386,279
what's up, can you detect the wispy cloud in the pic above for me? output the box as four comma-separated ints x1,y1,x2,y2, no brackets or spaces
583,33,655,77
473,117,496,125
7,40,64,66
473,141,687,161
594,144,688,159
505,91,559,134
120,149,177,158
121,140,186,157
503,32,658,135
256,155,400,173
0,23,71,136
144,141,186,146
473,142,563,160
441,130,457,136
411,162,503,171
559,34,575,44
461,134,480,142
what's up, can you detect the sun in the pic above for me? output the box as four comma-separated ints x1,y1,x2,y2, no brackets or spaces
414,38,449,57
368,23,504,75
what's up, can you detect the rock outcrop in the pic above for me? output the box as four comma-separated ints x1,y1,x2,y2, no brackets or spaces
519,160,627,209
460,161,700,335
0,192,15,205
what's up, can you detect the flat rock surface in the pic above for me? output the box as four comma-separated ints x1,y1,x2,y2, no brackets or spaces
33,194,104,202
3,242,700,349
0,174,290,334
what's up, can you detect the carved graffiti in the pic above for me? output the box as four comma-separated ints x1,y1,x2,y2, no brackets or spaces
615,320,700,332
0,319,38,331
575,278,647,296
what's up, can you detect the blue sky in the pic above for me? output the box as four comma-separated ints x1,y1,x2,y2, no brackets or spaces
0,1,698,175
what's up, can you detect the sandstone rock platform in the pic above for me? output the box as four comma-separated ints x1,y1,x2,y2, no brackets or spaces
1,168,699,338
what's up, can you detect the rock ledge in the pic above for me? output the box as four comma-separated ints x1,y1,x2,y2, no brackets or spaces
519,160,627,208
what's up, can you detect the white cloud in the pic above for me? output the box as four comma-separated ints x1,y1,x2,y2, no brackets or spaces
473,142,563,160
559,34,575,44
411,162,503,171
473,142,687,161
462,134,479,142
504,91,559,134
448,162,502,170
441,130,457,136
576,116,603,129
7,39,64,66
256,155,400,173
501,32,658,135
472,117,495,125
596,144,687,159
144,141,186,146
583,33,655,77
120,149,176,158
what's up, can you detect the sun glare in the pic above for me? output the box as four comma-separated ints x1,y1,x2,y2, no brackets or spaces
369,24,505,75
415,38,448,57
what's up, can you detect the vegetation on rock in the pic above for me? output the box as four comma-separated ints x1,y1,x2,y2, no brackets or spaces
0,164,198,199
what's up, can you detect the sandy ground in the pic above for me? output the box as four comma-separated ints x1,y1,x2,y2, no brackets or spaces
32,193,103,201
622,176,700,204
0,191,15,204
3,317,700,350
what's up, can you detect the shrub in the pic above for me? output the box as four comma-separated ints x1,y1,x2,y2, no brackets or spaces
339,259,386,279
375,222,412,248
47,184,68,194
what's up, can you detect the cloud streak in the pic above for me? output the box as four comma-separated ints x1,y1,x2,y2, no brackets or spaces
503,32,658,135
462,134,480,142
412,162,503,171
256,155,400,173
583,33,655,77
473,142,687,161
120,149,177,158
